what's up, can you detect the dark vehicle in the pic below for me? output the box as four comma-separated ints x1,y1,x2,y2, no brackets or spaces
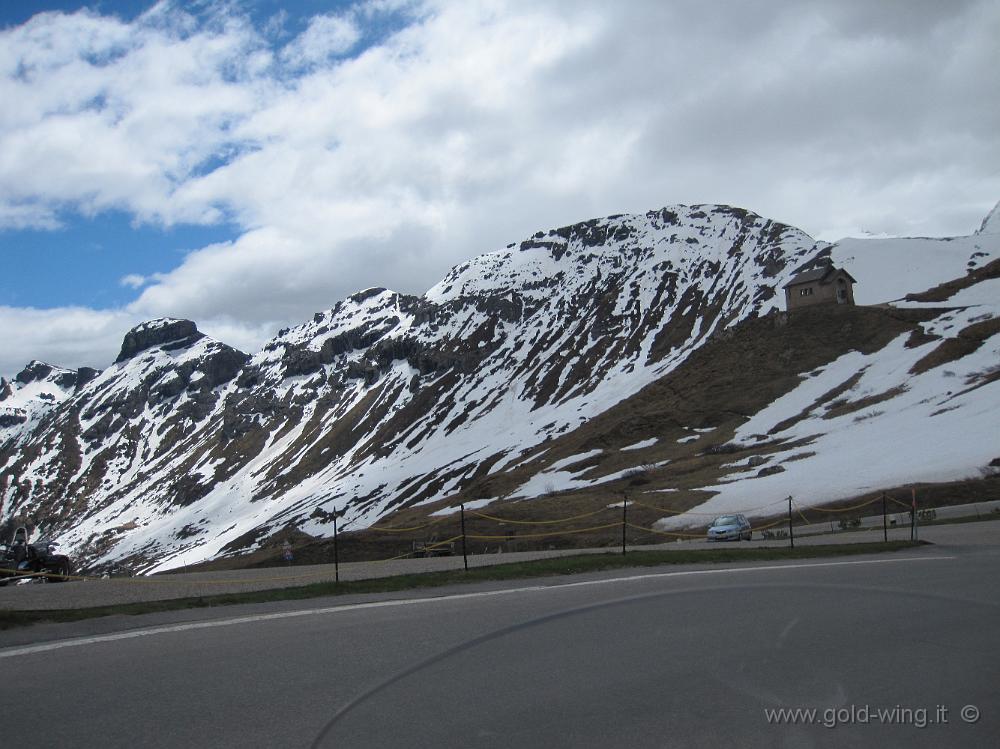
0,526,73,585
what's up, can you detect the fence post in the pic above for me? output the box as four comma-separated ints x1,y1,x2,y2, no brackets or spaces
787,496,794,549
911,489,918,542
333,508,340,583
460,503,469,571
622,494,627,556
882,493,887,543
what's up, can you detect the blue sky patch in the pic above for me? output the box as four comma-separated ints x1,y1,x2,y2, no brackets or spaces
1,213,237,308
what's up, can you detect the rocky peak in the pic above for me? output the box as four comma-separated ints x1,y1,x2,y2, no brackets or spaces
8,361,101,394
0,361,84,440
116,319,205,363
348,287,389,304
14,360,55,385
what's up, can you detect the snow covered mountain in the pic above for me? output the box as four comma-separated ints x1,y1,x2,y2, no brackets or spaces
0,361,98,447
1,202,998,572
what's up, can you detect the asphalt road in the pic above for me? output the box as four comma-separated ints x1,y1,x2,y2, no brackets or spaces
3,517,996,611
1,532,998,748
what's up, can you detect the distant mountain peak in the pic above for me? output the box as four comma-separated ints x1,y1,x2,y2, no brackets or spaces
0,361,91,440
14,360,60,384
5,361,99,393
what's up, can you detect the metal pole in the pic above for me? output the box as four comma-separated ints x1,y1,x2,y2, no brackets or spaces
333,508,340,583
882,493,888,543
460,503,468,571
787,496,794,549
622,494,627,556
912,489,918,542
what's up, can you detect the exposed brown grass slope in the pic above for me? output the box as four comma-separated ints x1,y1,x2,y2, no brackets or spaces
226,304,956,564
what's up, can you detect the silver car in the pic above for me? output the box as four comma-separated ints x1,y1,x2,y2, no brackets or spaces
707,513,752,541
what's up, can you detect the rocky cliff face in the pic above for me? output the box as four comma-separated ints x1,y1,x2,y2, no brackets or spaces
1,202,997,572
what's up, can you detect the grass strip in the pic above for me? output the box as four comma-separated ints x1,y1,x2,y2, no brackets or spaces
0,541,924,630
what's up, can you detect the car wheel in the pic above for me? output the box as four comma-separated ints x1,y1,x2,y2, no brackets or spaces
50,561,71,583
746,531,752,541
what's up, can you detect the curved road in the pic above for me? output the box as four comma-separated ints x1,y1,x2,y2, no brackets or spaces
2,519,995,611
1,526,998,748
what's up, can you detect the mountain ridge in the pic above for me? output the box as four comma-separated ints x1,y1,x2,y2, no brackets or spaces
1,202,998,573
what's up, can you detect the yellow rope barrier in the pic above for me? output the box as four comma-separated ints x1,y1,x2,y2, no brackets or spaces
469,507,611,525
626,500,697,515
750,518,791,532
467,522,622,541
624,523,705,539
625,515,796,539
378,534,464,563
792,502,812,525
3,489,922,588
628,497,788,516
422,535,462,550
806,496,883,513
0,567,93,583
367,518,444,533
147,534,467,576
0,566,345,586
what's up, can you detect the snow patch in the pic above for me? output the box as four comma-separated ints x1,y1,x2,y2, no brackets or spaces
622,438,657,451
431,497,497,516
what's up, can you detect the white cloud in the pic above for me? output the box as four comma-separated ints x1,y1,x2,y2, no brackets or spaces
280,13,361,68
119,273,148,289
0,302,276,377
1,0,999,375
0,201,60,230
0,4,270,228
0,305,138,374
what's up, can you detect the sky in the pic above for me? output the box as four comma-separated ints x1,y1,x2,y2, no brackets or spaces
1,0,998,376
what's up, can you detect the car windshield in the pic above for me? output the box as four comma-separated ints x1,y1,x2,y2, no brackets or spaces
713,516,740,526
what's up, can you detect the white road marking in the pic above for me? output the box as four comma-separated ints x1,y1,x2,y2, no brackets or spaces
0,555,953,659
